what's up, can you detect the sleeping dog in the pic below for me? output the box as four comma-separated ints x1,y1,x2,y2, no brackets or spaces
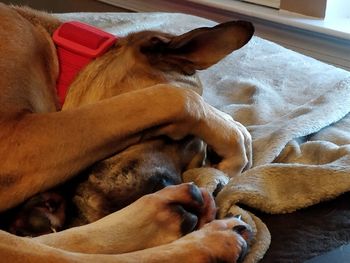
0,4,254,263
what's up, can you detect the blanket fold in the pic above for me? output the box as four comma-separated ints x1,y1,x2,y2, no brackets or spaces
250,78,350,166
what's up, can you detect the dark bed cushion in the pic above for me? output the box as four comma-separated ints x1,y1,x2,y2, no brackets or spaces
257,192,350,262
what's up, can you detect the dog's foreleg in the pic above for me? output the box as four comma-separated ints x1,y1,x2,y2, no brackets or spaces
1,211,250,263
1,229,142,263
1,184,250,262
0,86,190,212
34,183,216,254
0,84,251,212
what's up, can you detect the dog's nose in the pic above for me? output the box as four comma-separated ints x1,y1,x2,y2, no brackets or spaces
149,170,181,192
151,177,173,192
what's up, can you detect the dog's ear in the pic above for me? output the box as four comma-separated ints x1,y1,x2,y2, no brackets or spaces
141,21,254,75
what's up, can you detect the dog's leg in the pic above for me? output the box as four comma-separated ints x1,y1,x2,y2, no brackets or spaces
0,217,250,263
0,85,251,212
130,217,251,263
0,185,250,263
34,183,217,253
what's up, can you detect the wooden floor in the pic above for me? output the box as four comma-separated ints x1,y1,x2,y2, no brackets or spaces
1,0,131,13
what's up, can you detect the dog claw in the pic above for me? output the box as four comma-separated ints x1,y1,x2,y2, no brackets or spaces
232,225,247,235
236,241,248,263
187,183,204,206
234,214,242,220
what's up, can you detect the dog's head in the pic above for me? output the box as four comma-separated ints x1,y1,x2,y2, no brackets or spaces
63,20,254,108
64,21,254,223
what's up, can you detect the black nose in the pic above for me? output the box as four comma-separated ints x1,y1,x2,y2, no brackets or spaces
148,170,181,193
151,177,173,192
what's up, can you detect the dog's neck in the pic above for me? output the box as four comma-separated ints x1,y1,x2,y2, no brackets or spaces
53,21,117,106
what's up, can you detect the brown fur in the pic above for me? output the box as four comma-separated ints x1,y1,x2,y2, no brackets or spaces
0,4,254,262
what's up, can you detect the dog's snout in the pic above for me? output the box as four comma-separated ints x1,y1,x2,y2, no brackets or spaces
151,177,173,192
149,170,181,192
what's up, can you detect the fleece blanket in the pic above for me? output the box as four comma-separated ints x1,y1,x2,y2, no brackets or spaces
57,12,350,262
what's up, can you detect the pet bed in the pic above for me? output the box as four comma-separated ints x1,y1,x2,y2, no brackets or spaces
57,12,350,263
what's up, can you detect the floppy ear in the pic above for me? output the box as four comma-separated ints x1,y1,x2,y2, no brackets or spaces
141,20,254,75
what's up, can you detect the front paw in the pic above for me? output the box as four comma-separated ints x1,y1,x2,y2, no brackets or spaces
141,183,217,238
178,216,252,263
85,183,217,253
182,167,229,196
198,105,252,177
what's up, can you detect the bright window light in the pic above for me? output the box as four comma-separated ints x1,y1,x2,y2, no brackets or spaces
326,0,350,18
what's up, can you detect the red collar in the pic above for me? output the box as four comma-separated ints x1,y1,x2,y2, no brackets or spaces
53,21,117,106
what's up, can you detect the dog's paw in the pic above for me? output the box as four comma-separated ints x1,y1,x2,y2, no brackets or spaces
82,183,217,253
208,107,252,176
132,183,217,246
171,216,252,263
163,183,216,227
175,99,252,177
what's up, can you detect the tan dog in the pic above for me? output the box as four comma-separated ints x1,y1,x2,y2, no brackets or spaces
0,4,254,262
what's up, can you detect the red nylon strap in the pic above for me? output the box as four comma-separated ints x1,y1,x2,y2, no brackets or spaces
53,21,117,106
